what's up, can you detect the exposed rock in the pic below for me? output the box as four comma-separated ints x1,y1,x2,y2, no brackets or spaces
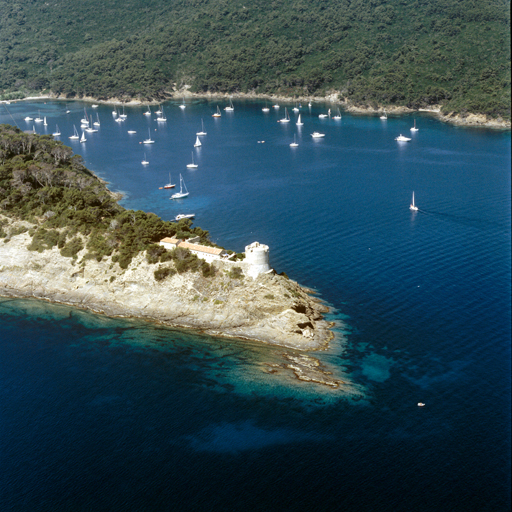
0,220,333,350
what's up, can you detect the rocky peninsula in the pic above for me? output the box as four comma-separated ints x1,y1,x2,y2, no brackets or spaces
0,216,333,351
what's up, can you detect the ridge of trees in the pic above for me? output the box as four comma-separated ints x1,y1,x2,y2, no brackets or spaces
0,124,214,274
0,0,510,118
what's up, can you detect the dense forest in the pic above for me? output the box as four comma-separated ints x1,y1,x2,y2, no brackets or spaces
0,0,510,118
0,125,220,277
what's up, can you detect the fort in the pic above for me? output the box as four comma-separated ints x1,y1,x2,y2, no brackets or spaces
159,238,271,278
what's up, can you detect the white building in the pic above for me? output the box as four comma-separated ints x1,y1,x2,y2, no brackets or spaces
159,237,227,263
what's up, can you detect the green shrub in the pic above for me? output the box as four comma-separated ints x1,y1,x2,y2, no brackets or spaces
60,237,84,258
154,266,177,281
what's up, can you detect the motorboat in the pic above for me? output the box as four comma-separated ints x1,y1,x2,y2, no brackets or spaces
175,213,195,221
311,132,325,138
395,134,411,142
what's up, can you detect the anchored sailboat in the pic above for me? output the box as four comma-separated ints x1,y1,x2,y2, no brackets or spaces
196,119,207,136
143,129,155,144
194,136,202,147
69,125,79,140
163,173,175,189
296,114,303,126
410,191,418,211
186,152,198,168
171,174,189,199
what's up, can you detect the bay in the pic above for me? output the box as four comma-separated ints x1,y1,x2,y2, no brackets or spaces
0,99,510,511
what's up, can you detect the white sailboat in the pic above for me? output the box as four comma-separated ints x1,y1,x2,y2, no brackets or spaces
186,152,198,168
224,98,234,111
80,131,87,143
194,136,202,147
273,103,280,109
93,113,100,127
171,174,189,199
212,106,221,117
410,191,418,211
85,124,98,133
143,129,155,144
380,109,387,120
410,119,419,132
262,103,270,113
279,108,290,123
296,114,303,126
91,104,98,109
119,106,127,119
196,119,207,136
179,98,186,109
69,125,79,140
34,111,43,123
81,108,89,125
52,125,61,136
43,116,47,127
292,103,300,112
155,105,162,115
333,109,342,120
142,153,149,166
144,105,152,116
156,106,167,122
163,173,175,189
290,135,299,147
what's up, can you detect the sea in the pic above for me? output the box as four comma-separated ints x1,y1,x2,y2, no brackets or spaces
0,99,510,511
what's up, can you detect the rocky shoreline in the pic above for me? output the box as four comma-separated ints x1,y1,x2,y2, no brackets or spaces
5,91,510,130
0,219,334,352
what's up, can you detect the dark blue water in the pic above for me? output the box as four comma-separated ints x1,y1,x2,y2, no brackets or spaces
1,100,510,511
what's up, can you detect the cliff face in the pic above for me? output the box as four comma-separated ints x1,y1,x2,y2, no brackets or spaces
0,228,333,351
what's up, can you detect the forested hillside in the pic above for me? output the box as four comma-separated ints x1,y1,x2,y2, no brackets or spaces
0,0,510,118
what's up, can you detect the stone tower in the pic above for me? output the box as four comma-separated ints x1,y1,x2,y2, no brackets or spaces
244,242,270,278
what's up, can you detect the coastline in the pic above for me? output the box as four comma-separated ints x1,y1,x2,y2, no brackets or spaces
4,91,510,130
0,221,334,353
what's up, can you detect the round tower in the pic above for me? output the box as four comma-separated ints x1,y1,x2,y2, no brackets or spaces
244,242,270,278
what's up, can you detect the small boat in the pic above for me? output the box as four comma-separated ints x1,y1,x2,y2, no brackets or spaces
119,106,127,119
333,109,342,120
262,103,270,113
32,126,36,134
273,104,280,109
179,98,186,109
290,135,299,147
171,174,189,199
24,116,33,121
80,131,87,143
143,105,152,116
224,98,234,111
380,110,388,120
308,102,312,107
156,106,167,122
194,136,202,147
69,125,79,140
410,191,418,211
186,152,198,168
175,213,195,221
43,117,47,127
311,132,325,138
163,173,176,189
296,114,303,126
92,104,98,109
410,119,419,132
212,106,221,117
417,403,425,407
112,106,118,117
81,108,88,124
127,130,137,134
142,153,149,166
143,129,155,144
318,113,328,119
115,116,123,123
279,108,290,123
93,113,100,127
395,134,411,142
155,105,162,115
85,125,98,133
196,119,207,136
292,103,299,113
34,111,43,123
52,125,61,136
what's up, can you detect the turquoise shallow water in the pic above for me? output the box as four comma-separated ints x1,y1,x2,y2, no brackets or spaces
0,99,510,511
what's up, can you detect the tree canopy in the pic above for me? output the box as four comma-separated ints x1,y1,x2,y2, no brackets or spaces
0,0,510,118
